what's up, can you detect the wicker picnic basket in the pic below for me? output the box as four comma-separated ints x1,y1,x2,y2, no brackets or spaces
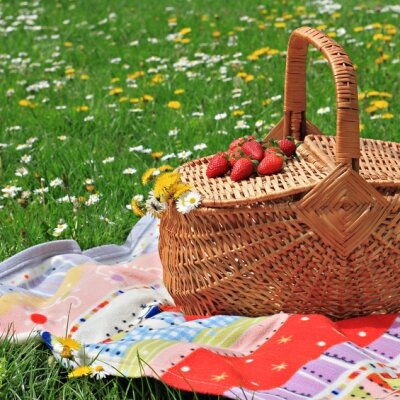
159,27,400,320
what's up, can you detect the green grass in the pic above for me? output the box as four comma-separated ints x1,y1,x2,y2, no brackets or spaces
0,0,398,398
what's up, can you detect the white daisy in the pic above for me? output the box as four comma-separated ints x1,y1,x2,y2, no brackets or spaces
145,192,167,218
91,364,109,380
176,191,201,214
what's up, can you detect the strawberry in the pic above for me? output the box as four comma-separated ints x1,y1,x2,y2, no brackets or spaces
257,153,284,176
228,135,255,151
230,158,255,181
264,147,283,157
206,153,230,178
278,137,296,157
241,141,264,161
228,147,243,166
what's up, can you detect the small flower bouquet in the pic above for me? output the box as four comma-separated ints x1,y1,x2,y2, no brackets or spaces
131,169,201,218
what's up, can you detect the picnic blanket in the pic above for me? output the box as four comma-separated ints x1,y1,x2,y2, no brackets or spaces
1,214,400,399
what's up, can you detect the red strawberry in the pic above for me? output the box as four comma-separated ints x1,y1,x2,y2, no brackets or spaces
264,147,282,157
257,153,284,176
230,158,254,181
228,135,255,151
206,153,230,178
228,147,243,166
278,138,296,157
241,141,264,161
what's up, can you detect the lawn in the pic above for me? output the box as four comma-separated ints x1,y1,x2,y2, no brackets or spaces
0,0,399,398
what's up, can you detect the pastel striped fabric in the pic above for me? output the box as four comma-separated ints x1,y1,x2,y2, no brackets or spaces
1,215,400,399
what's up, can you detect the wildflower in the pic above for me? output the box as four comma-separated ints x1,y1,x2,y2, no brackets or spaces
153,172,181,200
159,165,173,172
68,366,92,378
370,100,389,109
19,99,37,108
151,74,163,84
161,153,176,161
50,178,63,187
177,150,192,160
232,110,244,116
145,192,167,218
193,143,207,151
142,94,154,102
142,168,157,185
84,116,94,122
271,95,282,102
176,191,201,214
274,22,286,28
171,182,192,199
214,112,227,120
58,135,67,141
109,87,123,96
167,101,181,109
212,31,221,38
174,89,185,95
65,67,75,76
15,167,29,177
102,157,115,164
1,185,22,198
382,113,394,119
127,71,145,80
52,223,68,237
123,167,137,175
55,337,81,359
317,107,331,114
85,194,100,206
168,128,179,136
91,364,109,380
80,74,89,80
76,105,89,112
64,41,73,47
151,151,163,159
180,27,191,35
130,199,146,217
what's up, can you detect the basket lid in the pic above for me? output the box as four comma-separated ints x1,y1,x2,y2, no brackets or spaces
178,135,400,209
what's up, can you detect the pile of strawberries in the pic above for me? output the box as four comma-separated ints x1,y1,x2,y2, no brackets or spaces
206,135,297,182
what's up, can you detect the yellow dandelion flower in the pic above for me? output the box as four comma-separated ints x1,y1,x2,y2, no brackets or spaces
65,67,75,75
382,113,394,119
127,71,145,80
174,89,185,95
151,74,163,84
181,38,190,44
360,123,365,132
274,22,286,28
142,168,157,185
375,54,389,65
68,365,92,379
327,32,337,38
212,31,221,38
358,92,366,100
168,17,177,26
111,77,120,83
367,90,380,97
142,94,154,102
379,92,392,98
76,105,89,112
153,172,181,200
332,12,341,18
109,87,123,96
232,110,244,116
159,165,174,172
180,27,191,35
371,100,389,109
19,99,32,107
171,182,192,199
262,98,272,106
151,151,164,159
64,41,73,47
258,23,266,30
316,25,327,30
131,199,145,217
119,96,129,103
366,105,377,113
353,26,363,33
167,101,181,109
56,337,81,350
130,97,140,103
80,74,89,80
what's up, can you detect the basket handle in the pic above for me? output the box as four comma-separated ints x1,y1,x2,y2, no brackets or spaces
283,27,360,170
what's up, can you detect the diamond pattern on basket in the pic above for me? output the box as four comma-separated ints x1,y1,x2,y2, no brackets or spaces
296,165,390,256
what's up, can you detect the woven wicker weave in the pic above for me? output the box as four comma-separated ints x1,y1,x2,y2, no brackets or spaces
159,27,400,320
